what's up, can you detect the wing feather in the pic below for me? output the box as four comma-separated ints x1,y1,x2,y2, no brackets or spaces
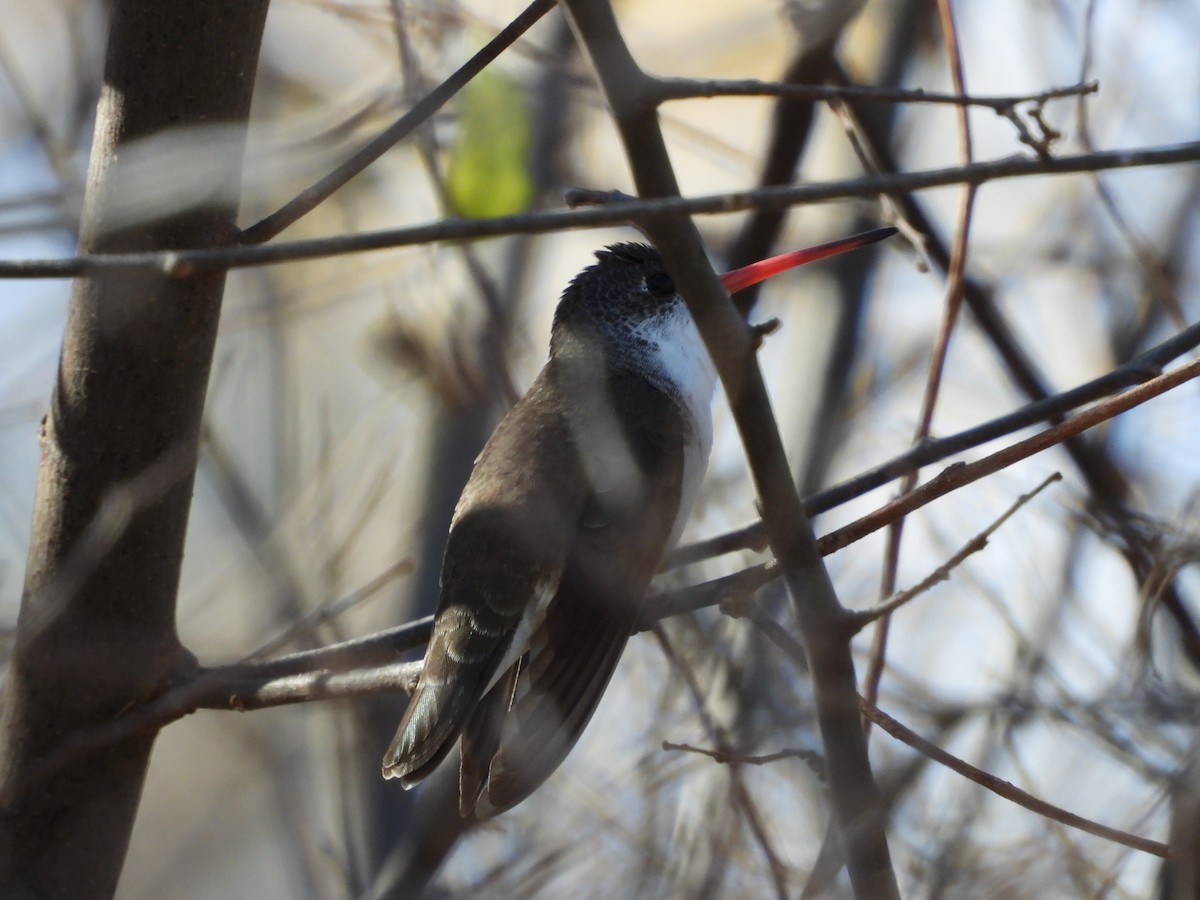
472,369,693,816
382,370,585,784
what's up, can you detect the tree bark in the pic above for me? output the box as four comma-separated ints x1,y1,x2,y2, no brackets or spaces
0,2,268,896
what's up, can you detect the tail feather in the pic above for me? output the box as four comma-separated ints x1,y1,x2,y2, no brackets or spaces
459,661,521,815
472,563,636,817
382,677,476,786
477,633,628,817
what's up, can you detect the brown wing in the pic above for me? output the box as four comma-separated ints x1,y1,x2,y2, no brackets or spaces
382,369,587,786
468,367,691,817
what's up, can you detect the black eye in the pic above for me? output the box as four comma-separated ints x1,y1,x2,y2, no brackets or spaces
645,272,675,298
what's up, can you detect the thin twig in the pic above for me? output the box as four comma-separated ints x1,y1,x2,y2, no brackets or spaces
820,357,1200,557
561,0,901,893
861,702,1172,859
654,76,1097,111
651,627,792,900
850,473,1063,629
245,557,416,660
662,740,823,772
16,357,1200,795
678,358,1200,626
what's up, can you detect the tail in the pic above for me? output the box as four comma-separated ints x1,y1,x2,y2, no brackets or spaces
382,676,476,787
466,562,635,817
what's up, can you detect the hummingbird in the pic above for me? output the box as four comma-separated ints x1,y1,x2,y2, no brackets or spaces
382,228,895,817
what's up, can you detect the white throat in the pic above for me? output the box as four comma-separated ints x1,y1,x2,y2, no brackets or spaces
628,301,718,449
626,301,717,547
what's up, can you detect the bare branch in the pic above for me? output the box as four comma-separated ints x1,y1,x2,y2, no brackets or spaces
654,75,1098,112
18,354,1198,809
0,4,270,895
245,557,416,660
2,141,1197,279
865,0,978,726
820,357,1200,557
862,702,1172,860
559,0,899,895
652,627,792,900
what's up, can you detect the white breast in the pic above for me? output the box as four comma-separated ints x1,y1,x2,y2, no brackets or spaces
630,303,717,450
629,302,718,546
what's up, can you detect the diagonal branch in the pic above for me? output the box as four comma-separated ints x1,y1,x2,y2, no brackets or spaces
820,357,1200,557
861,702,1171,859
850,473,1062,629
558,1,899,896
669,315,1200,568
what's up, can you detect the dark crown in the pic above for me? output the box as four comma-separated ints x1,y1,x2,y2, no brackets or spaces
552,243,679,339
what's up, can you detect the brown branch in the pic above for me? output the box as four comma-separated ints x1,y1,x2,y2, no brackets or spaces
827,62,1200,672
721,42,833,317
668,358,1200,615
5,617,435,799
558,1,900,896
866,0,978,729
18,357,1199,802
651,627,792,900
821,357,1200,556
244,557,416,660
833,57,1130,502
2,141,1197,279
861,702,1172,860
673,360,1200,635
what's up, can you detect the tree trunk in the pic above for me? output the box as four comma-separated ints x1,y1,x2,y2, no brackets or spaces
0,2,268,896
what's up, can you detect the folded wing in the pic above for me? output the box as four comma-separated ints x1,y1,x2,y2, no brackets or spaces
465,368,691,816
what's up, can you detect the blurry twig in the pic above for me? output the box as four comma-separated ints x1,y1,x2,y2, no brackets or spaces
235,0,557,244
819,356,1200,557
651,626,792,900
16,357,1199,795
865,0,977,726
11,260,1200,834
199,355,1190,710
1075,3,1187,326
662,740,823,774
562,0,898,890
247,557,416,660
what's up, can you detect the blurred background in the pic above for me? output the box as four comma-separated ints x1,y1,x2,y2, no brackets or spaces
1,0,1199,896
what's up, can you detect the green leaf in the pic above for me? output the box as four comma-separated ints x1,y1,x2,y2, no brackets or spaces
446,71,534,219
